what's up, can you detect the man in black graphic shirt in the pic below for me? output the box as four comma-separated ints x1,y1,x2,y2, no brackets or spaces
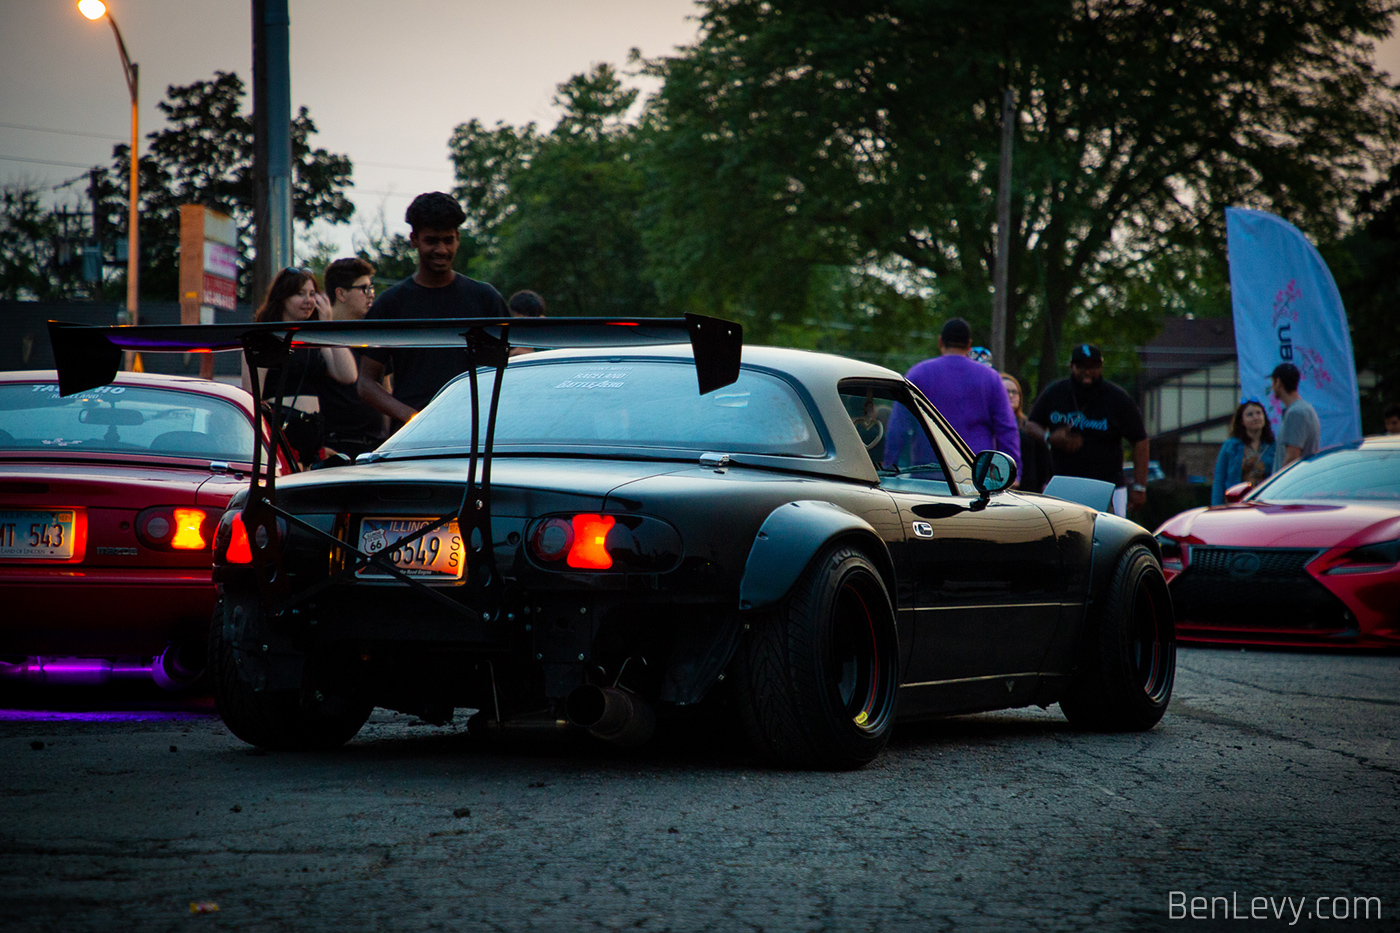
1028,343,1149,517
356,192,508,429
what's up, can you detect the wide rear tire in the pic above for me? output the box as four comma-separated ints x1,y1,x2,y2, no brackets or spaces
1060,544,1176,731
208,605,371,751
732,545,900,769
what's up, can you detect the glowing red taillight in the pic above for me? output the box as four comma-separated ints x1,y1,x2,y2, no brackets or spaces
170,508,208,550
226,515,252,564
136,506,211,551
567,514,615,570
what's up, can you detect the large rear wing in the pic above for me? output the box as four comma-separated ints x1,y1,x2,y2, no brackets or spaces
45,313,743,620
47,313,742,397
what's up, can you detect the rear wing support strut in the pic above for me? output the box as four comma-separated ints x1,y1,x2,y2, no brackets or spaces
236,327,511,618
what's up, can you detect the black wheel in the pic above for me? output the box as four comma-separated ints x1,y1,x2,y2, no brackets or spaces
732,545,900,769
208,603,371,751
1060,544,1176,731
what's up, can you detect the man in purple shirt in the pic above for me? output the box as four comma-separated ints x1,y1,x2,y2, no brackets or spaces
884,318,1021,476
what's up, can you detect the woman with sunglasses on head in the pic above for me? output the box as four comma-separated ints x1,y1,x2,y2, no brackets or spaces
241,267,358,466
1211,397,1276,505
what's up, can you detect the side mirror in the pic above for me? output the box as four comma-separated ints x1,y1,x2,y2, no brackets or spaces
1224,481,1252,504
972,450,1017,497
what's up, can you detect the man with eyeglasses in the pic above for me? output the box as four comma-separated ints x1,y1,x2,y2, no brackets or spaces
356,192,508,429
318,257,385,457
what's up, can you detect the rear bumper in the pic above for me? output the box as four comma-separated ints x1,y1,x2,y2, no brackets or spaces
0,567,215,655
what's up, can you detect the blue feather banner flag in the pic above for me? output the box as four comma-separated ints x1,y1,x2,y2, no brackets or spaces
1226,207,1361,449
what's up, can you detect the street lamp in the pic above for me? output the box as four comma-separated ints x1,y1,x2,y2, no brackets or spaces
78,0,140,340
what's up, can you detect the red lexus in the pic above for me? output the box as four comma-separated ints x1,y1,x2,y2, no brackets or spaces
1155,435,1400,648
0,371,284,688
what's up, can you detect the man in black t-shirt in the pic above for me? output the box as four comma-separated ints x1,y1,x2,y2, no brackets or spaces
357,192,508,427
1028,343,1150,517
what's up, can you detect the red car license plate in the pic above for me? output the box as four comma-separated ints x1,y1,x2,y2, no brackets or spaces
357,518,465,581
0,510,78,560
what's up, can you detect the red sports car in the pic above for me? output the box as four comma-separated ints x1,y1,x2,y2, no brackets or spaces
0,371,281,688
1155,435,1400,648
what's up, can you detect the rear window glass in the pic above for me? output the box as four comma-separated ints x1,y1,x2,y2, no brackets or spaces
382,360,824,457
0,384,254,461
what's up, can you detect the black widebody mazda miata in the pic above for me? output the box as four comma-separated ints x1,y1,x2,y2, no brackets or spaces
50,315,1175,769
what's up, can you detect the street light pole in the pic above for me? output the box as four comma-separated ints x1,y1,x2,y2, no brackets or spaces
78,0,140,339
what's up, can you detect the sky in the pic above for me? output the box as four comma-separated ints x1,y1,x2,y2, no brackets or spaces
4,1,1400,269
0,0,705,258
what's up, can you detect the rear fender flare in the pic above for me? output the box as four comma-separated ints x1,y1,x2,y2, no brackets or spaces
738,500,894,612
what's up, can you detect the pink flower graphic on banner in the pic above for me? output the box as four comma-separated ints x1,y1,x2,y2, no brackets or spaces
1298,347,1332,388
1272,279,1301,324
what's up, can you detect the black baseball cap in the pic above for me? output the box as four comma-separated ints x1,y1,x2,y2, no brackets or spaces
1070,343,1103,366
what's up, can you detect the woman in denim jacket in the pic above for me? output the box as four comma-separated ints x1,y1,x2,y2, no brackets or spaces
1212,397,1276,505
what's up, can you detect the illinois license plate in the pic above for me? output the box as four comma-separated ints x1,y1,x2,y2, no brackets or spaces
0,510,78,560
357,518,465,581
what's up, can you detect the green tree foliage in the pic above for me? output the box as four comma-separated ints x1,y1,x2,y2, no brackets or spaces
0,185,89,301
94,70,353,302
1339,163,1400,427
354,210,419,285
449,64,657,315
644,0,1400,389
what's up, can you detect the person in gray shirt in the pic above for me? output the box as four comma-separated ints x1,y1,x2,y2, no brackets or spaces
1270,362,1321,469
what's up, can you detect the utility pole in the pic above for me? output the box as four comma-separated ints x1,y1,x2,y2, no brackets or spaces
252,0,293,306
991,88,1015,371
88,168,106,301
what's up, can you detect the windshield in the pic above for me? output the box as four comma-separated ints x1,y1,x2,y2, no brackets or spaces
0,383,254,461
381,360,825,457
1251,446,1400,501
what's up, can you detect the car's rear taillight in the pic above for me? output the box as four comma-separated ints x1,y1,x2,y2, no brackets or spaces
226,515,252,563
525,513,681,573
136,506,212,551
567,514,615,569
213,509,255,564
527,513,616,569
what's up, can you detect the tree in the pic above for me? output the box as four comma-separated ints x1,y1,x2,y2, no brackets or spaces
1339,162,1400,429
644,0,1400,388
354,209,419,284
95,71,353,303
0,183,104,301
449,64,658,315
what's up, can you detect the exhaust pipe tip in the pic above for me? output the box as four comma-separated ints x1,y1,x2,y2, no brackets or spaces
565,685,655,749
151,643,204,691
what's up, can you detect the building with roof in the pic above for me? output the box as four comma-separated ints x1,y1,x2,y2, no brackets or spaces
1135,316,1372,483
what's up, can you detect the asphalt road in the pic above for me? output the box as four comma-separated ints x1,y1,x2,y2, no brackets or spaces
0,646,1396,933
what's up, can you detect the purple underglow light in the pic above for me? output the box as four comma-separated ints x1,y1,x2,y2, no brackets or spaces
0,709,215,722
36,660,135,677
